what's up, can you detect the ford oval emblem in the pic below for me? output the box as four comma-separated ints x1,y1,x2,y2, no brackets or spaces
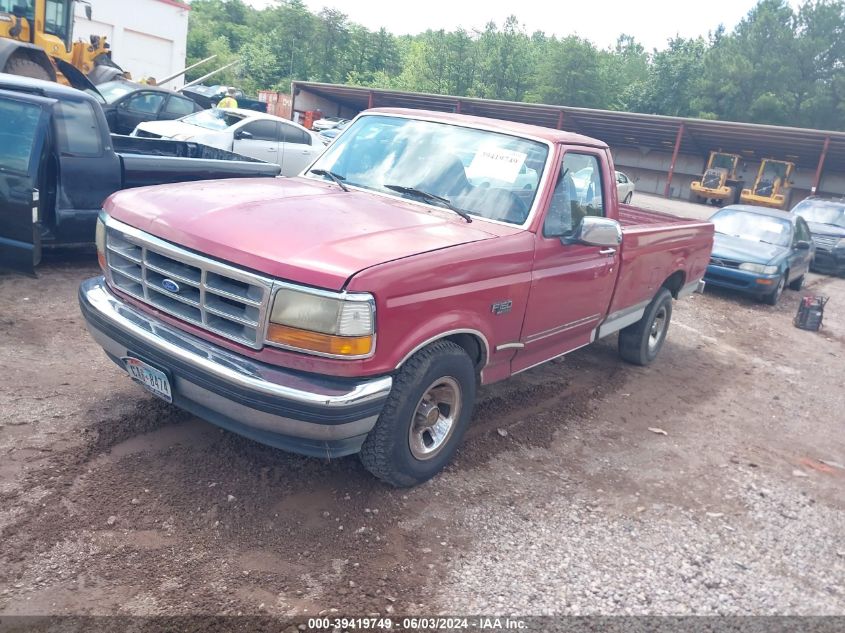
161,278,180,293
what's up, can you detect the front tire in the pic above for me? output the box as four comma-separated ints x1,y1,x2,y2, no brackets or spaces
788,274,804,291
763,273,786,305
618,288,673,366
359,340,477,487
4,56,52,81
623,192,633,204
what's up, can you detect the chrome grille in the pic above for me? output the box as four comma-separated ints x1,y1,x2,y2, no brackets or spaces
709,257,741,269
812,234,839,251
104,219,273,349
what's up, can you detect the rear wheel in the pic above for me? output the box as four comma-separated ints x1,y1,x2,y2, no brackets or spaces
4,56,52,81
763,273,786,305
618,288,673,366
359,340,477,487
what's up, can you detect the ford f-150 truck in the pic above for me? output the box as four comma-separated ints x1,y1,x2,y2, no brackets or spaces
79,109,714,486
0,73,280,275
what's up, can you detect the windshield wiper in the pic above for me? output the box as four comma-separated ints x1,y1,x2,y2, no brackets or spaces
310,168,349,192
384,184,472,223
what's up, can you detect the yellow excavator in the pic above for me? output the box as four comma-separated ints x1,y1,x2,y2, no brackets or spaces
740,158,795,210
690,151,744,205
0,0,124,89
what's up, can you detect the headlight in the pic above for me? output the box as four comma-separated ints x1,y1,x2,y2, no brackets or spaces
95,216,106,270
739,263,779,274
266,287,375,357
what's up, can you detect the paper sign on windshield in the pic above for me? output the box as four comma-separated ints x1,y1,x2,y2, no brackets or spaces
466,147,527,184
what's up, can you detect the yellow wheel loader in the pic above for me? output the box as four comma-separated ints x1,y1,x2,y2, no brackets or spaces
690,151,744,205
0,0,124,90
740,159,795,210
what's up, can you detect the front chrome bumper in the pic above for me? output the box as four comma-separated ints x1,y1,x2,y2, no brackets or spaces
78,277,392,457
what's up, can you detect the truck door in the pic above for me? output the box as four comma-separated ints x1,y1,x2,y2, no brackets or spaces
512,150,620,373
232,120,281,165
0,91,53,275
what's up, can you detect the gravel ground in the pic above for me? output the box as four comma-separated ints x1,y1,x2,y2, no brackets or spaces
0,246,843,618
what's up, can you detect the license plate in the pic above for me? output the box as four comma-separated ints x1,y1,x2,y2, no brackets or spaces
122,356,172,403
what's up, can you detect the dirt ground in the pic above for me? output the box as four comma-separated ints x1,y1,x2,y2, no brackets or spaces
1,225,844,619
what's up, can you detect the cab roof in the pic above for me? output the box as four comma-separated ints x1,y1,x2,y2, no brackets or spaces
0,72,98,104
365,108,608,148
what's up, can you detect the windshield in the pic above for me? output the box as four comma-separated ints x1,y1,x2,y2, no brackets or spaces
711,154,735,170
793,200,845,228
711,209,791,247
311,115,549,225
180,109,245,130
96,81,138,104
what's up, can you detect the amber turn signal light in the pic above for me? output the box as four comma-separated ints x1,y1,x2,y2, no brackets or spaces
267,323,373,356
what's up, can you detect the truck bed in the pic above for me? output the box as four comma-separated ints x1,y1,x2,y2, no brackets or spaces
112,135,281,189
608,203,714,318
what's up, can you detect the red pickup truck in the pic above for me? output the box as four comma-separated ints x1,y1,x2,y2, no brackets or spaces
79,109,713,486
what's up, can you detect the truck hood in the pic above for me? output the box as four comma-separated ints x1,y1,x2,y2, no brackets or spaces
711,233,786,265
105,177,499,290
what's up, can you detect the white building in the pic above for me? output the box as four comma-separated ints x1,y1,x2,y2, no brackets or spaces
73,0,190,88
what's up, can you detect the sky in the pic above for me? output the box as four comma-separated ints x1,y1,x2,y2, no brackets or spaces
242,0,799,51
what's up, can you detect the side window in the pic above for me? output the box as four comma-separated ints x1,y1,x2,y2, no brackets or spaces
125,92,166,115
280,123,311,145
53,100,101,156
543,152,605,238
795,218,811,243
0,98,42,172
239,120,279,142
163,96,196,117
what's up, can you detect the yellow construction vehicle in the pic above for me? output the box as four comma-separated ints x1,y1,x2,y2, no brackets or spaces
0,0,124,88
740,158,795,210
690,151,744,205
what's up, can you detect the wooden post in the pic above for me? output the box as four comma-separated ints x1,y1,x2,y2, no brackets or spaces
556,110,564,130
367,91,374,109
455,100,462,114
812,136,831,194
663,123,685,198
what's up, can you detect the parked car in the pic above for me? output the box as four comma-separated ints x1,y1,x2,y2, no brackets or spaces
95,80,203,135
704,205,814,305
791,196,845,275
79,108,713,487
312,116,349,132
0,73,280,275
317,119,350,145
616,171,635,204
180,84,266,113
133,109,323,177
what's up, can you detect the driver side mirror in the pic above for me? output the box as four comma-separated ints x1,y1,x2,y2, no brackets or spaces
235,130,253,140
795,240,811,250
568,216,622,247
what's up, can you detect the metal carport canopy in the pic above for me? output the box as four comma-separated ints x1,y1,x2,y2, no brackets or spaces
292,81,845,176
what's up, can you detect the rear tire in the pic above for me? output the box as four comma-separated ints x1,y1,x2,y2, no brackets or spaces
788,274,804,291
359,340,477,487
618,288,673,366
4,56,52,81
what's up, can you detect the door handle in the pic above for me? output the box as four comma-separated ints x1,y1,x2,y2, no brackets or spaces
599,248,616,255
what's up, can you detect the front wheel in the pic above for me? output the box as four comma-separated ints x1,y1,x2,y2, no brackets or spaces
618,288,673,366
359,340,477,487
623,192,633,204
763,273,786,305
788,274,804,291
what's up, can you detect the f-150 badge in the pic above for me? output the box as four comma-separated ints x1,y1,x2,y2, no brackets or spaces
491,300,513,315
